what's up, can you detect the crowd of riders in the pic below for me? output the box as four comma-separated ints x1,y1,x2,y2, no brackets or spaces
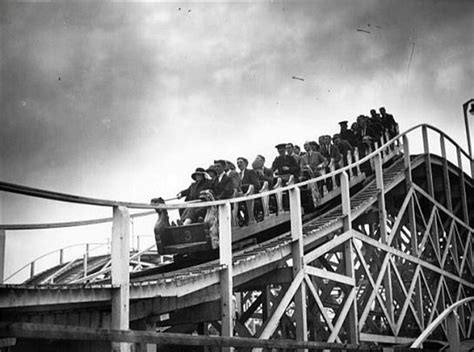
174,107,398,225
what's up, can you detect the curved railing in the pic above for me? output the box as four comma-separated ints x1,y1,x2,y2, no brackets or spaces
3,242,108,283
411,296,474,348
1,123,472,284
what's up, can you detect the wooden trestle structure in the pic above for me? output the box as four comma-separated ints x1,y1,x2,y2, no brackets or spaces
0,124,473,351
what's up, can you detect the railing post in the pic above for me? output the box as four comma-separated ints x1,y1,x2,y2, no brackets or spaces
446,311,461,352
218,202,233,352
374,153,394,324
440,135,453,212
422,126,435,197
0,230,5,283
111,206,131,352
30,262,35,279
59,248,64,265
403,135,424,328
289,187,307,350
340,172,358,343
456,147,469,224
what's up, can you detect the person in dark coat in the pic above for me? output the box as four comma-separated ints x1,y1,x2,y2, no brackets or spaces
271,143,300,182
252,154,274,187
177,167,213,224
339,120,356,147
236,157,261,193
177,167,212,202
333,134,354,167
211,160,235,200
379,107,398,138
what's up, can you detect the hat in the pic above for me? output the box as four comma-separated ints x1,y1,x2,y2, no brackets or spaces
275,143,287,149
191,167,206,180
362,135,373,143
339,120,348,125
332,134,341,140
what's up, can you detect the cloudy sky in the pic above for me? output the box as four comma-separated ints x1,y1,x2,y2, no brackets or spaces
1,1,473,278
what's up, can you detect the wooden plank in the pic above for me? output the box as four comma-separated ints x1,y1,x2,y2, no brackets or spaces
304,265,354,286
111,206,131,352
457,147,469,223
0,322,362,350
440,135,453,212
360,333,414,345
289,187,307,349
0,230,5,283
218,203,233,352
304,231,352,264
422,125,435,197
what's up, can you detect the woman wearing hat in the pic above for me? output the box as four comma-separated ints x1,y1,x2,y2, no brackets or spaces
177,167,212,224
177,167,212,203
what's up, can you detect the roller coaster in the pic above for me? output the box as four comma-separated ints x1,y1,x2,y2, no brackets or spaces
0,124,472,351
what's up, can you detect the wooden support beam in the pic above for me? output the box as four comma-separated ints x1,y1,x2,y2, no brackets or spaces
456,147,469,224
440,135,453,212
218,202,234,352
111,206,131,352
0,230,5,284
374,153,394,325
422,125,435,197
289,187,307,350
340,171,358,343
0,322,362,350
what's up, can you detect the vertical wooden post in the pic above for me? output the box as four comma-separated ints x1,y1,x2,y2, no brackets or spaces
374,154,394,324
289,187,307,350
446,311,460,352
403,135,424,329
440,135,453,212
218,202,233,352
0,230,5,283
456,147,469,224
111,206,131,352
422,126,435,197
341,172,358,343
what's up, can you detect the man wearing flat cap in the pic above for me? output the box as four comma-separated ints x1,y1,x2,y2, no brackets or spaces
271,143,300,182
339,120,356,147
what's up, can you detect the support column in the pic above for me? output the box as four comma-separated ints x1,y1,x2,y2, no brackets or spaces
403,136,424,328
218,203,233,352
422,126,435,197
111,206,131,352
456,147,469,224
374,154,394,325
446,311,460,352
341,172,358,343
289,187,307,350
0,230,5,284
440,135,453,212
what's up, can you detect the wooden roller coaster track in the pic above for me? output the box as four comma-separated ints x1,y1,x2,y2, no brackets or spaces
0,124,472,352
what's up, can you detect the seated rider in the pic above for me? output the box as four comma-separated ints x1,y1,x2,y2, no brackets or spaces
177,167,212,225
271,143,300,183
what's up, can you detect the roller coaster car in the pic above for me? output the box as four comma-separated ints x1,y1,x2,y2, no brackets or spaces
160,223,213,255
